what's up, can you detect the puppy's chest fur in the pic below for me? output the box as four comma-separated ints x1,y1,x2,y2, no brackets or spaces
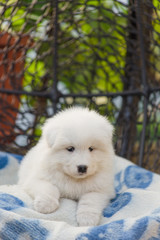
44,171,100,200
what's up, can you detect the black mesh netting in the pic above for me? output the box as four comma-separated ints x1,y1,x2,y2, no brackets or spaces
0,0,160,172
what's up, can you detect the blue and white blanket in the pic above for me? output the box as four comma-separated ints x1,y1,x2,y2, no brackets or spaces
0,151,160,239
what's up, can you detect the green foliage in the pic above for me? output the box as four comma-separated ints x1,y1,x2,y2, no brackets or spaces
57,1,127,95
1,0,160,98
24,58,46,91
1,0,127,96
1,0,160,146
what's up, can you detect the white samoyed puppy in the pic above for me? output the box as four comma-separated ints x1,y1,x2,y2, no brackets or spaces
18,107,115,226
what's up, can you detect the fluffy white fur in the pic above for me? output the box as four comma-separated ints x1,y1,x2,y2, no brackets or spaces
18,107,115,226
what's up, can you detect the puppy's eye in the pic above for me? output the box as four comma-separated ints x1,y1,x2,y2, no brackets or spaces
66,146,75,152
89,147,94,152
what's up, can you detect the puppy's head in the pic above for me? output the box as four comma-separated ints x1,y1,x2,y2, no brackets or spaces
42,107,114,179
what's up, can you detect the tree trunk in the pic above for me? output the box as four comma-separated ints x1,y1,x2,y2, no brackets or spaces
116,0,153,160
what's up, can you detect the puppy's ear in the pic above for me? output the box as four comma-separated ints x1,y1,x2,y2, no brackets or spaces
42,118,58,148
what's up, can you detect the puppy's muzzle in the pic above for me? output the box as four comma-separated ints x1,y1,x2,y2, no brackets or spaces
77,165,88,174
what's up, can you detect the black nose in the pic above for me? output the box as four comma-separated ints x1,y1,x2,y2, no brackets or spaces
77,165,88,174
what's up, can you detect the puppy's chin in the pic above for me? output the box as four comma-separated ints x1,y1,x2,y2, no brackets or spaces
66,173,90,180
74,173,89,179
63,169,95,180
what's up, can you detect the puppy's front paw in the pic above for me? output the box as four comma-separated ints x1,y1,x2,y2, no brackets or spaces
77,212,100,226
34,195,59,214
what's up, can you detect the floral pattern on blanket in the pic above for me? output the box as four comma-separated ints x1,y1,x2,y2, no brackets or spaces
124,165,153,189
0,152,160,240
103,192,132,218
0,219,48,240
115,165,153,193
76,217,148,240
0,193,25,211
